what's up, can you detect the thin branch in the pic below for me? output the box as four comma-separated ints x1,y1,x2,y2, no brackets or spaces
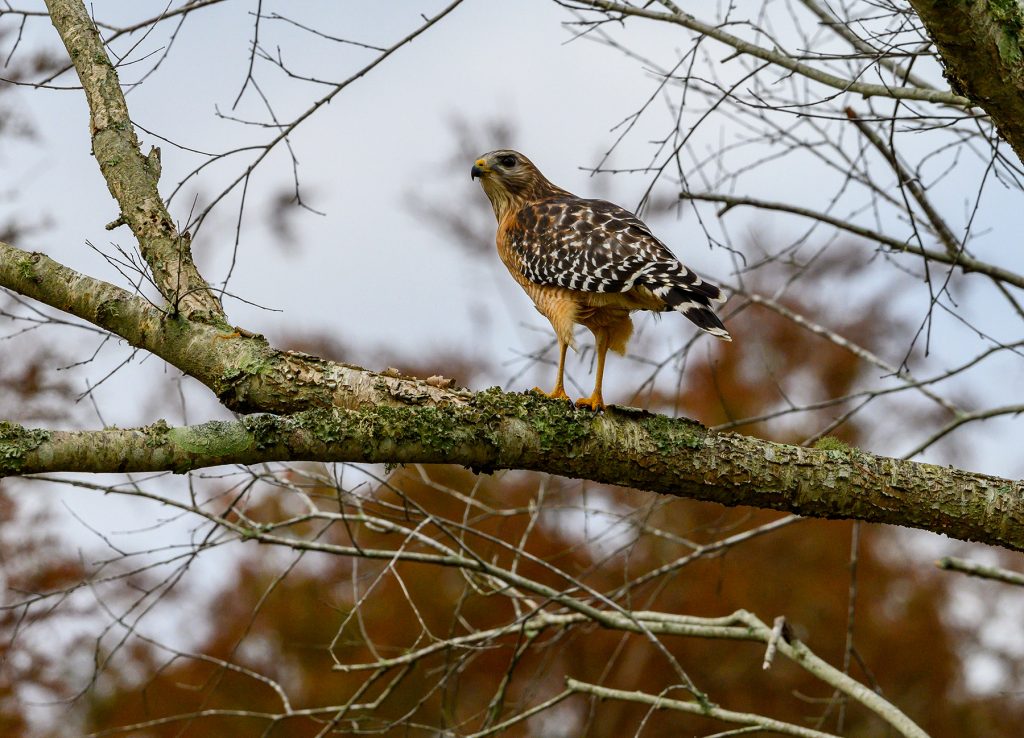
686,191,1024,291
937,556,1024,587
566,0,967,106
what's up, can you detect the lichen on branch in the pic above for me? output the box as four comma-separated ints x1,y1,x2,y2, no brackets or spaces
5,394,1024,554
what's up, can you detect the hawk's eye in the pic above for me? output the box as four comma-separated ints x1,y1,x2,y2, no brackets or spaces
498,155,517,168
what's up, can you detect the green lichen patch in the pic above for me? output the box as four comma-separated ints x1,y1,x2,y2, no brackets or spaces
360,404,470,456
988,0,1024,64
144,419,171,448
469,386,594,452
468,386,527,417
292,404,474,459
290,407,348,445
237,351,272,376
0,421,50,473
996,29,1024,65
217,349,275,403
813,436,850,453
244,413,287,450
990,0,1024,30
167,420,254,457
642,413,706,455
533,403,596,453
469,387,709,457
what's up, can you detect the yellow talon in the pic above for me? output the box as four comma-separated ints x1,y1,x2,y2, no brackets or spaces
575,394,606,412
531,386,571,402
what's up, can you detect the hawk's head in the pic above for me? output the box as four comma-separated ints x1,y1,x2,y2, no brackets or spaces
471,150,566,219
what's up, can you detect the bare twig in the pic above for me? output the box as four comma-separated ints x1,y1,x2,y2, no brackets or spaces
937,556,1024,587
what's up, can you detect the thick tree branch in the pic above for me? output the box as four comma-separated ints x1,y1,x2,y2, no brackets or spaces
0,241,466,414
909,0,1024,164
3,238,1024,551
3,401,1024,554
43,0,223,317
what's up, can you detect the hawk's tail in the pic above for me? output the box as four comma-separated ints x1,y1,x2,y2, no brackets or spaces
644,267,732,341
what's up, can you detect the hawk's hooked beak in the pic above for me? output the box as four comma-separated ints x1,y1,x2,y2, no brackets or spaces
471,159,489,180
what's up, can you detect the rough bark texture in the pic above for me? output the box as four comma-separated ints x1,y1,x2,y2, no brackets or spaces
909,0,1024,163
43,0,223,318
4,401,1024,553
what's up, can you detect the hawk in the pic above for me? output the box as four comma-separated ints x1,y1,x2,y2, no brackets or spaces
472,149,730,410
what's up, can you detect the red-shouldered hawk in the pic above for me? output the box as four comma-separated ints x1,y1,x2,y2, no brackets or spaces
472,149,730,410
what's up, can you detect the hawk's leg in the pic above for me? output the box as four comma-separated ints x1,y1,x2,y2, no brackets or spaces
533,340,570,401
576,329,608,411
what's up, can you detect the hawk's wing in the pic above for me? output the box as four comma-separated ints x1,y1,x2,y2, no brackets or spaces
508,197,725,305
